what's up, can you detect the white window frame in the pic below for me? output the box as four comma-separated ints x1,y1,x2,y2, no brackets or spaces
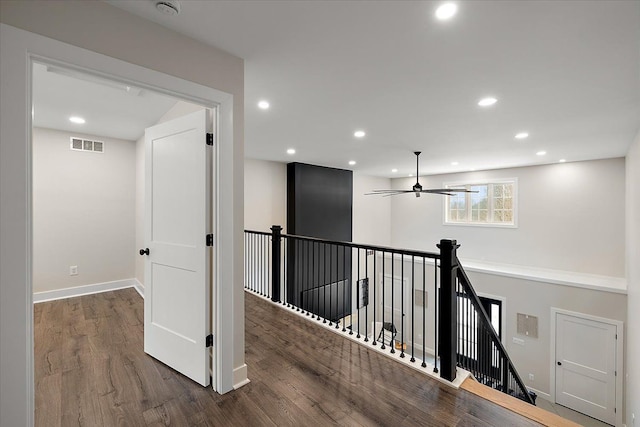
443,178,518,228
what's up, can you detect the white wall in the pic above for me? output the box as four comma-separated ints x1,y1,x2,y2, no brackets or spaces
391,158,626,277
626,130,640,423
244,158,287,231
33,128,136,293
135,100,204,285
465,269,626,400
353,174,391,246
1,2,244,424
243,161,392,246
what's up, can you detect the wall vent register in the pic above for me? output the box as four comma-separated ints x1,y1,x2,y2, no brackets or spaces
517,313,539,338
70,137,104,153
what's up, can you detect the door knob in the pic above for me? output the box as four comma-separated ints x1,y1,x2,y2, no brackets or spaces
139,248,149,256
557,361,562,366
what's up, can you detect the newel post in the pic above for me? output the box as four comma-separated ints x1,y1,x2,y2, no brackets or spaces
438,239,460,382
270,225,282,303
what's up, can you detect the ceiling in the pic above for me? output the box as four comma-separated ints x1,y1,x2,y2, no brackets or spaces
42,1,640,177
33,63,178,141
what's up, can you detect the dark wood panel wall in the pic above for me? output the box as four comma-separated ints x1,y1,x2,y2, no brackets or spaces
287,163,353,320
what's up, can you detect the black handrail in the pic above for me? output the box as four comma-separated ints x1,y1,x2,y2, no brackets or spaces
245,229,441,260
456,260,535,405
243,227,535,406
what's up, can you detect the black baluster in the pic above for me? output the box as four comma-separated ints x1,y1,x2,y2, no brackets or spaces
410,255,415,362
390,253,395,354
371,251,376,345
400,254,405,358
365,250,371,343
356,248,361,338
335,244,339,329
433,258,438,372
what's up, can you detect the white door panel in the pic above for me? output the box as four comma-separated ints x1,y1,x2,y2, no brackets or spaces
556,313,616,425
144,109,211,387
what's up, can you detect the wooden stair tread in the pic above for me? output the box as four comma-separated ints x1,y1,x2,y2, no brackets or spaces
461,377,582,427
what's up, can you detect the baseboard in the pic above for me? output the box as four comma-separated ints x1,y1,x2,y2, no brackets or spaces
133,279,144,298
233,364,250,390
527,386,551,402
33,278,139,303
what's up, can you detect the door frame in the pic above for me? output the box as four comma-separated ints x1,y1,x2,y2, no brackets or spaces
550,308,623,426
1,23,238,424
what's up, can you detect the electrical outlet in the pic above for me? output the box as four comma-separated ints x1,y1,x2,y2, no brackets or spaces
528,373,534,381
70,265,78,276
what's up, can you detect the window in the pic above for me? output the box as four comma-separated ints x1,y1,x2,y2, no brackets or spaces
444,179,517,227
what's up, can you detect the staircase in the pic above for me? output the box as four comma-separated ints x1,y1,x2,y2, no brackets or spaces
244,226,535,405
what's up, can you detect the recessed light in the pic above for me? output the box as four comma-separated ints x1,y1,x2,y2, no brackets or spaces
559,159,566,163
536,151,546,156
258,100,270,110
69,116,85,124
515,132,529,140
286,148,295,155
354,130,366,138
435,3,458,20
451,161,459,166
348,160,356,166
478,97,497,107
469,168,476,172
409,173,414,177
391,168,398,173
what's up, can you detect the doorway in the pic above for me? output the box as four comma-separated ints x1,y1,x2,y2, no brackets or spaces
551,309,623,426
31,60,218,389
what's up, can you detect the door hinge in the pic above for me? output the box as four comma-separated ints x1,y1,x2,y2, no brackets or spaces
206,133,214,146
615,370,617,376
206,234,213,246
206,334,214,347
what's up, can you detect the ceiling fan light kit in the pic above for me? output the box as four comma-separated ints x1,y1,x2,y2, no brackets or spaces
367,151,476,197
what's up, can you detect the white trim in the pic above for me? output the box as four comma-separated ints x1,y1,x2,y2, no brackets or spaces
0,24,237,424
549,308,623,427
476,292,507,346
379,252,626,294
33,279,138,303
133,279,144,298
527,386,551,402
232,364,250,389
443,177,518,228
461,258,627,294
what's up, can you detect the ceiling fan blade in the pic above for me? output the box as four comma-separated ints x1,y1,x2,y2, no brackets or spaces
368,151,480,197
422,188,478,193
420,191,457,196
365,189,413,195
382,191,417,197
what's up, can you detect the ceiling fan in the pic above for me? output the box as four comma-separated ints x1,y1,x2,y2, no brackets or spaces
367,151,477,197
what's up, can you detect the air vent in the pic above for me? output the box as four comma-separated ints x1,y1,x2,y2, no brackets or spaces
70,137,104,153
517,313,539,338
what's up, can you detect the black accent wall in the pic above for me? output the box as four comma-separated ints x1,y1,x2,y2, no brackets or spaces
287,163,353,320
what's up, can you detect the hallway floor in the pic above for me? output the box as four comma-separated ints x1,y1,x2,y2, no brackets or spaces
35,288,552,426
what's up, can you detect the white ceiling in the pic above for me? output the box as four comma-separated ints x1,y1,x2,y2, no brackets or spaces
33,63,178,141
46,1,640,177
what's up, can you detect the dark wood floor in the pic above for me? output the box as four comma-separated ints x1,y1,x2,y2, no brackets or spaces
35,288,542,426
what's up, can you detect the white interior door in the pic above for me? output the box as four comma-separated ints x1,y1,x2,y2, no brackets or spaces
143,109,212,387
555,312,617,425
